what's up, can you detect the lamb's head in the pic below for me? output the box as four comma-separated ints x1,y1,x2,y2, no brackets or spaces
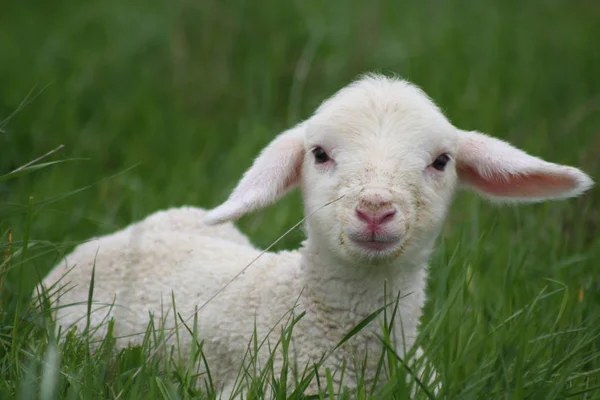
297,76,463,264
205,74,593,265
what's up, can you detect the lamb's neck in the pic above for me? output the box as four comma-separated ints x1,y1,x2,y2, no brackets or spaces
298,240,429,315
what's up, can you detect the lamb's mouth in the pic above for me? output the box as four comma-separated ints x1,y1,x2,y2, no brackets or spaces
346,233,403,252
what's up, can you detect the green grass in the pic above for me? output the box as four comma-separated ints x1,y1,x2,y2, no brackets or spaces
1,0,600,398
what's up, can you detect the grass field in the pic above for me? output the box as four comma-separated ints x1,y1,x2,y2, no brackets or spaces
1,0,600,398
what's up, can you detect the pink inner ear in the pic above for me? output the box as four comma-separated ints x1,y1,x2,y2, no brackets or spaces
458,165,577,198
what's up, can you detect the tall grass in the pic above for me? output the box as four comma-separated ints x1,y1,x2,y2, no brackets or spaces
1,0,599,398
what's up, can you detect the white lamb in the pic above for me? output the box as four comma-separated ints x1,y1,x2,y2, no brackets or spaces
38,74,593,397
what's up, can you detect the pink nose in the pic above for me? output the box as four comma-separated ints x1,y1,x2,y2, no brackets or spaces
355,207,397,228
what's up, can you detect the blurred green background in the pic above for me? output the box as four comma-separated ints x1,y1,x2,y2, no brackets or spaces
1,0,600,397
2,0,600,301
1,0,599,301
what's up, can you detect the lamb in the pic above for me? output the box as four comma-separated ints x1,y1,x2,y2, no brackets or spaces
38,74,593,397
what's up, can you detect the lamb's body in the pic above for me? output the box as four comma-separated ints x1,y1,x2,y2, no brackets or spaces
43,208,426,392
118,206,252,246
39,74,593,397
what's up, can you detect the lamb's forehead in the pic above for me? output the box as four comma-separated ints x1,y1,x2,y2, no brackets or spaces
308,74,455,147
316,74,440,113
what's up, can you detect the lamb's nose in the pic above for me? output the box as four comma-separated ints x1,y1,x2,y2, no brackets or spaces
355,207,397,227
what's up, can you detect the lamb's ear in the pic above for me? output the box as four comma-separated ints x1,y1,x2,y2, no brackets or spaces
456,130,593,202
204,124,306,224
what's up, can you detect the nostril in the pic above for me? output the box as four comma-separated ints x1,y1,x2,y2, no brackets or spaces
374,209,396,225
355,207,371,223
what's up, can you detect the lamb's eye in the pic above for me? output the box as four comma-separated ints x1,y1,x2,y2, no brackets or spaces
432,153,450,171
312,147,330,164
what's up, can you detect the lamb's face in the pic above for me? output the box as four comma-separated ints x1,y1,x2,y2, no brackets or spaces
302,77,459,264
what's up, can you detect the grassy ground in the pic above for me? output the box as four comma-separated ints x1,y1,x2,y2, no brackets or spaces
1,0,600,398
